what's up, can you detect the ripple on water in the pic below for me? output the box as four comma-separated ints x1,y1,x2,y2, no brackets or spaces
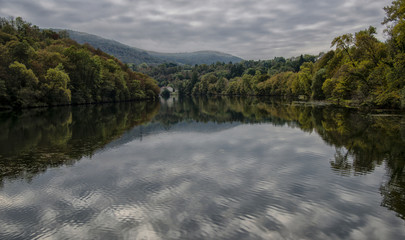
1,115,404,240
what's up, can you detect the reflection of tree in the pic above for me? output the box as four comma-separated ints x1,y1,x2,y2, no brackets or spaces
0,101,159,184
156,96,405,220
381,168,405,220
330,147,353,176
380,151,405,220
1,96,404,220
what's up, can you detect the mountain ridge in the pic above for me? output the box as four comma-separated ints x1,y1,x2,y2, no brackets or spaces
54,29,244,65
147,50,243,65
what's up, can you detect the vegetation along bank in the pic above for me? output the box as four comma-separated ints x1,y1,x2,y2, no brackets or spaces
0,17,160,109
138,0,405,109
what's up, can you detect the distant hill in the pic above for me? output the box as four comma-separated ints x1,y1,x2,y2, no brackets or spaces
148,51,244,65
54,29,243,65
55,30,163,65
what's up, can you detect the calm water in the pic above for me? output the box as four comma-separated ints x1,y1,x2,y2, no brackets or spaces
0,97,404,239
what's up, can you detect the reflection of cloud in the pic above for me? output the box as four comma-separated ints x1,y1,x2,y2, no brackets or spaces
0,0,390,59
0,123,404,239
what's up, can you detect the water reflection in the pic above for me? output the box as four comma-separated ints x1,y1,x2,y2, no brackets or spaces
0,101,160,183
157,96,405,220
0,97,404,239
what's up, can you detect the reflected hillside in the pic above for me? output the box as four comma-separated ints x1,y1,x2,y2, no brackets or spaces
158,97,404,174
157,97,405,176
0,101,160,184
157,96,405,219
1,96,404,219
156,96,293,125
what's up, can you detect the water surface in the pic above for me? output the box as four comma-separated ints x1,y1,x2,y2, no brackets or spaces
0,97,404,239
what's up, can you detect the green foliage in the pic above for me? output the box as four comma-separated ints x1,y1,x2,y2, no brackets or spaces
139,54,317,97
296,62,314,96
314,0,405,108
312,69,326,100
8,61,40,107
43,64,71,105
136,1,405,109
0,17,160,109
3,0,405,109
383,0,405,51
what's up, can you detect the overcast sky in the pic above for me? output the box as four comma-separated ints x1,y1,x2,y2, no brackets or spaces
0,0,392,60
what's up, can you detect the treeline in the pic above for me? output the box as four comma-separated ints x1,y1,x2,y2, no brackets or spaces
0,17,160,109
139,0,405,109
136,54,317,94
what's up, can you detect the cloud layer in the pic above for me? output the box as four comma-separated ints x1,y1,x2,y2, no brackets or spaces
0,0,392,59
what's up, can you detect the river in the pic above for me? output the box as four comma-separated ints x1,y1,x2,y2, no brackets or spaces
0,96,404,239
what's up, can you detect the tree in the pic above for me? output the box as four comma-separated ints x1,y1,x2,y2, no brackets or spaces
0,17,160,108
312,69,326,100
354,26,386,66
296,62,313,96
63,47,100,103
331,33,356,66
215,77,228,94
8,61,39,107
8,61,38,90
7,40,33,64
43,64,71,105
383,0,405,51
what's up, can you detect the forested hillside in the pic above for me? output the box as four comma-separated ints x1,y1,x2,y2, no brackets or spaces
147,50,243,65
142,0,405,109
137,54,317,91
0,17,160,109
57,30,243,65
57,30,164,65
1,1,403,109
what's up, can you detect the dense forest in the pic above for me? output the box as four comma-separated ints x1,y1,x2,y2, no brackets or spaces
136,54,317,94
0,17,160,109
1,1,404,109
139,0,405,109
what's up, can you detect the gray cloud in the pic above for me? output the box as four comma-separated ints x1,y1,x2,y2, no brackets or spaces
0,0,392,59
